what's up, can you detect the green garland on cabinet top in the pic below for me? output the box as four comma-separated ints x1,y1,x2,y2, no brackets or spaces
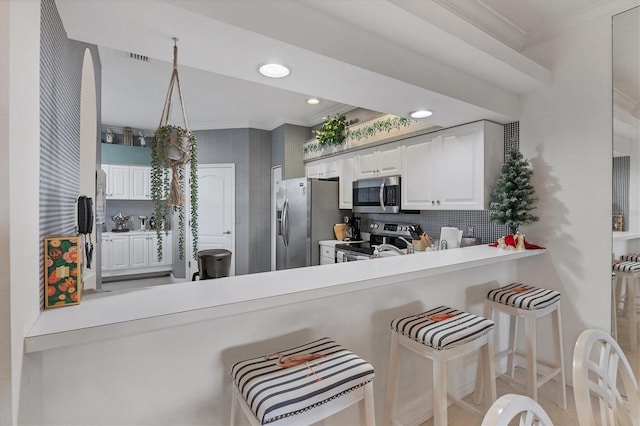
305,115,413,154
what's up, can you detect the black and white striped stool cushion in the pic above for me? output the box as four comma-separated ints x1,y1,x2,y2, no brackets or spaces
231,337,374,424
620,253,640,262
612,261,640,273
486,283,561,310
390,306,494,350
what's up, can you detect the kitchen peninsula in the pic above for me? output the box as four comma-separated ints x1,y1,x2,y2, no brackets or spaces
25,245,545,425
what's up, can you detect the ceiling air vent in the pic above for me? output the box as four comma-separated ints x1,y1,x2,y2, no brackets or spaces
129,53,149,62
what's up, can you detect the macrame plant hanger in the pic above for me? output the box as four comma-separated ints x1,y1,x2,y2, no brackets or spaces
159,37,191,206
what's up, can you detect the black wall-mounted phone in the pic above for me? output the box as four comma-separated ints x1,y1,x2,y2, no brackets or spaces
77,196,94,268
77,196,94,234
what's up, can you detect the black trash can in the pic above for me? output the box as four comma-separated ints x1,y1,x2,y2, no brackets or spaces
192,249,231,281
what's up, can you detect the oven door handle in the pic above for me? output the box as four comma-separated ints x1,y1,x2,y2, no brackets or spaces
379,180,386,211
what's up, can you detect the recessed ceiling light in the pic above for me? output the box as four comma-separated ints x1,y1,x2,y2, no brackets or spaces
307,98,320,105
410,110,433,119
258,63,290,78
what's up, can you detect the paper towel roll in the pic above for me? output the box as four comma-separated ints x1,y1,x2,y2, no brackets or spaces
440,227,462,249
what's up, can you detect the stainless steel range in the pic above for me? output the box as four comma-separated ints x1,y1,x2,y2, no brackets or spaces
335,222,417,262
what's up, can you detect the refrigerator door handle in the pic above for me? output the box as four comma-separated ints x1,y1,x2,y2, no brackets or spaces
379,180,386,211
282,198,289,247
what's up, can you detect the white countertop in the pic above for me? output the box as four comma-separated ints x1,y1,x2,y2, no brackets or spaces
612,231,640,241
25,245,545,353
318,239,364,247
103,230,172,235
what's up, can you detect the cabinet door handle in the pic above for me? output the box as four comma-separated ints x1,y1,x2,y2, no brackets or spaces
432,200,435,205
437,200,440,205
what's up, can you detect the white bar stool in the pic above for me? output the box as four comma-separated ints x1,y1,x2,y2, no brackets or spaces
384,306,497,426
612,259,640,351
483,283,566,409
230,337,375,425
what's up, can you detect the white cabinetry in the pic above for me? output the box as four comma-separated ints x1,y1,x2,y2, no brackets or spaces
101,233,130,271
354,143,401,179
101,164,130,199
129,166,151,200
319,241,337,265
130,233,172,268
305,158,339,178
401,121,504,210
338,156,354,209
102,231,172,277
101,164,152,200
305,156,355,209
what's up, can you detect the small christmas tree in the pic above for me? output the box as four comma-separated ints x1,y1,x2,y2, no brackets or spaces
490,149,538,234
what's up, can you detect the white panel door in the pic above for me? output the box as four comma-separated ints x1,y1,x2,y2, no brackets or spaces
129,234,148,268
109,165,129,199
354,148,378,179
401,136,437,209
339,156,354,209
437,124,484,209
129,166,150,200
377,144,402,176
188,164,235,278
110,235,130,270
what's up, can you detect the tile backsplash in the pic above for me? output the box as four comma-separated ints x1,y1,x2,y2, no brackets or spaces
362,210,510,244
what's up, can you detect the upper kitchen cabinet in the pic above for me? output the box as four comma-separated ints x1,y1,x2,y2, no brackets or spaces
353,143,402,179
305,155,355,209
402,121,504,210
305,158,339,179
129,166,151,200
101,164,152,200
338,156,354,209
101,164,130,199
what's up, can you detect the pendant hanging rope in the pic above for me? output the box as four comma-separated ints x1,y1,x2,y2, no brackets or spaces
159,37,192,206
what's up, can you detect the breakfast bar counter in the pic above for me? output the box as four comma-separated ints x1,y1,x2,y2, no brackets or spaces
25,245,544,353
26,244,546,425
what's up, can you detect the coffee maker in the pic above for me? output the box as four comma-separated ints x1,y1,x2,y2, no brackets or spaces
344,216,361,241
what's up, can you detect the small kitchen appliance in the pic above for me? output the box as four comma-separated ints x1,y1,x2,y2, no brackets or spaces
111,212,130,232
138,215,148,231
344,216,361,241
352,176,401,214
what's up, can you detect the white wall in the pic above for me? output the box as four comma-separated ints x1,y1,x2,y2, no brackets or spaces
517,5,624,375
38,263,516,425
0,0,43,424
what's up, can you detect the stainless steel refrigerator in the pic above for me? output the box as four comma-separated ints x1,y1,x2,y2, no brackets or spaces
276,178,342,270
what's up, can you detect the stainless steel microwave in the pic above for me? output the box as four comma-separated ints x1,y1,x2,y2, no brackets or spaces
352,176,401,213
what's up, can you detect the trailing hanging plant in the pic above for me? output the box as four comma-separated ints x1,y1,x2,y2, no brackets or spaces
151,125,198,260
151,38,199,261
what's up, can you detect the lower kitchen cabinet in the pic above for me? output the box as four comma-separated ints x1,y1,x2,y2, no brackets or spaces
319,241,338,264
102,231,172,277
102,234,130,271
